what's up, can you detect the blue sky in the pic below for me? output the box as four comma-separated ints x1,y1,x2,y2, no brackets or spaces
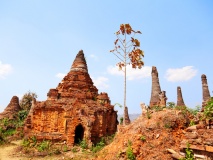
0,0,213,114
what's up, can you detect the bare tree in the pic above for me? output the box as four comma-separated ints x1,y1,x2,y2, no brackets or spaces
110,24,144,125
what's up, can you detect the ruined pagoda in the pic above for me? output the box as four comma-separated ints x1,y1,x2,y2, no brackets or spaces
24,50,118,146
0,96,21,120
150,66,160,107
177,86,186,107
201,74,211,111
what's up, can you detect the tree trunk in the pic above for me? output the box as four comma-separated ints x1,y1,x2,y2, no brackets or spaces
123,33,127,126
123,62,126,125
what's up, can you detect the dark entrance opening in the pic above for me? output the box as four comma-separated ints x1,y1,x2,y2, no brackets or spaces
74,124,84,144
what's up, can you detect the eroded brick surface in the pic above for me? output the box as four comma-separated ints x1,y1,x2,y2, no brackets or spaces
24,50,118,146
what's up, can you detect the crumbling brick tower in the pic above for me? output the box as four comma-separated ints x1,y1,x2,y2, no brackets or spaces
201,74,211,111
177,86,186,107
24,50,118,146
150,66,161,107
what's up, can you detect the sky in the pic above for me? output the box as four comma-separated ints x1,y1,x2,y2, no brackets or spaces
0,0,213,114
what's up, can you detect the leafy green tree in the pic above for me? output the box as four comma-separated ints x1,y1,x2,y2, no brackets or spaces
20,91,37,111
110,24,144,125
166,102,175,109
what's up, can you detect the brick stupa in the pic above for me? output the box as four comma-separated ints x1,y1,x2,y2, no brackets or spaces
177,86,186,107
201,74,211,111
150,66,161,107
0,96,21,120
24,50,118,146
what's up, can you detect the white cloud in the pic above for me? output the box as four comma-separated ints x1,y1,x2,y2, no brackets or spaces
0,61,12,79
56,73,66,79
165,66,197,82
92,76,109,89
89,54,98,61
107,65,152,80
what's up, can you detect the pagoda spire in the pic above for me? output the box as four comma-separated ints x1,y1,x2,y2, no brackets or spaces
71,50,88,72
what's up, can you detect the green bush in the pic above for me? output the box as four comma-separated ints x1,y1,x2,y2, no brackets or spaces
126,140,135,160
31,136,37,147
180,143,195,160
167,102,175,109
189,120,195,126
187,106,200,116
63,145,68,152
91,138,105,153
71,146,78,153
37,140,50,152
164,123,172,129
2,118,9,126
146,112,151,119
120,117,123,125
3,128,16,136
18,110,29,121
203,97,213,120
22,138,30,147
140,135,146,141
79,139,88,149
175,105,187,111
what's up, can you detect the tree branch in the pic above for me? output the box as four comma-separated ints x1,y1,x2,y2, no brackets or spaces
112,52,125,63
116,35,125,48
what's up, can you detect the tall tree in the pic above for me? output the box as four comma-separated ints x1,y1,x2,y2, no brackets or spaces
110,24,144,125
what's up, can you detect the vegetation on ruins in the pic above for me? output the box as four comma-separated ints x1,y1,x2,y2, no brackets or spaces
0,111,28,145
166,102,176,109
203,97,213,120
91,138,105,153
0,91,38,145
79,139,88,149
140,135,146,141
110,24,144,125
126,140,136,160
37,140,50,152
119,117,123,124
180,143,195,160
20,91,37,111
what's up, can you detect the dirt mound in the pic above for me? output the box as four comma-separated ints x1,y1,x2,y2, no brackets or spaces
97,109,190,160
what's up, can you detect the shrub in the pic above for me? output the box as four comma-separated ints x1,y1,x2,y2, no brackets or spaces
79,139,88,149
72,146,78,153
146,111,151,119
31,136,37,147
37,140,50,152
175,105,187,111
63,145,68,152
151,106,163,112
120,117,123,125
54,148,61,155
22,138,30,147
91,138,105,153
203,97,213,120
18,110,29,121
167,102,175,109
189,120,195,126
187,106,201,116
20,91,37,111
3,128,16,136
140,135,146,141
126,140,135,160
180,143,195,160
2,118,9,126
164,123,172,129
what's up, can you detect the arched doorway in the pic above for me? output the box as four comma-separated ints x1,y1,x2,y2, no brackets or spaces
74,124,84,144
